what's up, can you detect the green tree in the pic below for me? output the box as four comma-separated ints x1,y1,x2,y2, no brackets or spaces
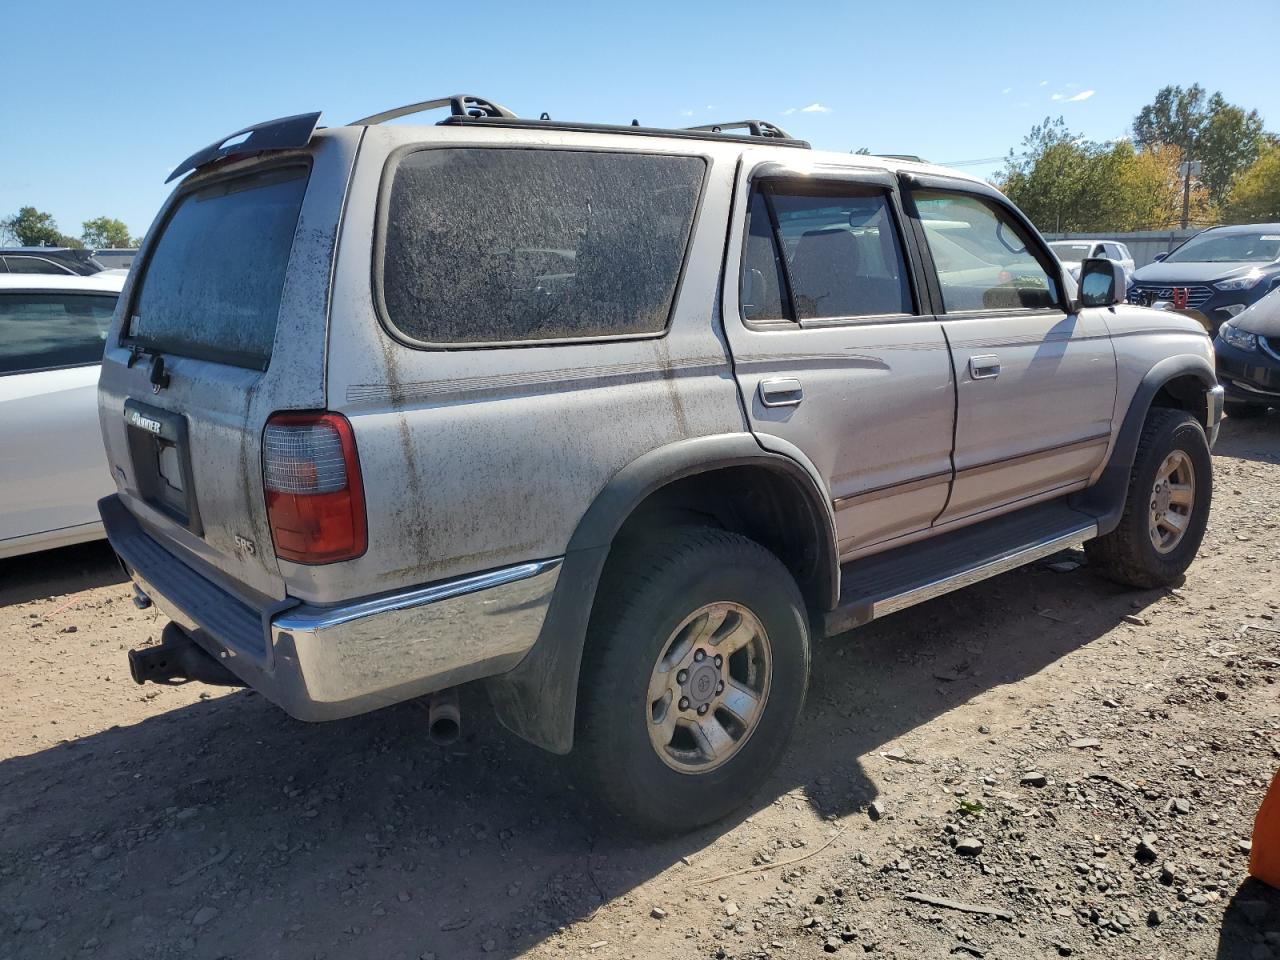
1134,84,1266,208
1224,144,1280,223
998,118,1216,233
81,216,135,249
1,206,64,246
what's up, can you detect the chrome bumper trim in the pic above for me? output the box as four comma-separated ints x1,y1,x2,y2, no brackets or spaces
275,559,562,634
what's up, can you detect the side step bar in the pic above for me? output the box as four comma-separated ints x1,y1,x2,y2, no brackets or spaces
825,500,1098,637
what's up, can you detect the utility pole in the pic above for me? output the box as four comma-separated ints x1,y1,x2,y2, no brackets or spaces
1180,133,1194,230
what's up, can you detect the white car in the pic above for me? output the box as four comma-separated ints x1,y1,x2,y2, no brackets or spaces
1049,239,1136,282
0,273,124,558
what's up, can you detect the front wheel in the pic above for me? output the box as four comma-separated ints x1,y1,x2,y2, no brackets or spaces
575,528,811,834
1085,408,1212,588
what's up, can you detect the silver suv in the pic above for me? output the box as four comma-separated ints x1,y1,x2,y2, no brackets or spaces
98,95,1224,832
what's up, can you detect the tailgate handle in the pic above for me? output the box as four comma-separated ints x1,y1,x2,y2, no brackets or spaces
759,378,804,408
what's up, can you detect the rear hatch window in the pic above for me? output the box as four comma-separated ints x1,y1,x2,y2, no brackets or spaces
377,148,705,345
125,165,308,370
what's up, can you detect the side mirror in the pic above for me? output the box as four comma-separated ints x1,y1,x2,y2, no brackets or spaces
1079,258,1126,308
1152,252,1168,263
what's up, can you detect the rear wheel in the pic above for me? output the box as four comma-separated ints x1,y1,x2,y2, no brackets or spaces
1085,408,1211,588
1225,400,1267,419
575,528,810,834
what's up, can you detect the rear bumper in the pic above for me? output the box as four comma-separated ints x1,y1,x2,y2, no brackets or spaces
99,495,561,721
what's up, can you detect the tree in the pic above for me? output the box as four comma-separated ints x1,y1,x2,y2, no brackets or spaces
81,216,135,249
1134,84,1266,209
2,206,63,246
998,118,1216,233
1225,144,1280,223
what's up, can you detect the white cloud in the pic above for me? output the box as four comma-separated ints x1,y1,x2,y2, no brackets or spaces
1001,87,1012,94
1066,89,1095,102
1039,80,1049,86
801,102,832,113
1051,93,1064,101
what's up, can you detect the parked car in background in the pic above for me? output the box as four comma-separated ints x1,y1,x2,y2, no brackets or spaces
92,248,138,271
1215,286,1280,418
1049,239,1135,282
0,272,123,558
0,247,105,276
1128,224,1280,334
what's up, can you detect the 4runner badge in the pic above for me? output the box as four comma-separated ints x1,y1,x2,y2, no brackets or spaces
127,410,162,435
234,534,256,556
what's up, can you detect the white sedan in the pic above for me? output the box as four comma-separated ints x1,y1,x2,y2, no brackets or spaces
0,273,124,558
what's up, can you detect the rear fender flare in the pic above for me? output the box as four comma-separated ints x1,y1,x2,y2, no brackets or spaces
485,433,837,754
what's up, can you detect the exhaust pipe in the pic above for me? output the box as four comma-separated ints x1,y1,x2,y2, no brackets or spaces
427,688,461,746
128,623,245,687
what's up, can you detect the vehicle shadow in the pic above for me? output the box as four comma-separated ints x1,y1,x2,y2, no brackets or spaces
0,540,126,609
1216,878,1279,958
1216,410,1280,465
0,558,1163,960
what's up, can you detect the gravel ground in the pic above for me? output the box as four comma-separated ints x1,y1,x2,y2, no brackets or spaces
2,414,1278,960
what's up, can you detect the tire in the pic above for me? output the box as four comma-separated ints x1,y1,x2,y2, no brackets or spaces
575,527,811,834
1085,408,1212,588
1225,400,1266,419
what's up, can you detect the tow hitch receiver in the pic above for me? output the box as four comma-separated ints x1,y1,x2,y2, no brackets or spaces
128,623,245,687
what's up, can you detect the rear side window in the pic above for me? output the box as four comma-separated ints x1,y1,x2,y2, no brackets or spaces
741,184,913,321
4,256,73,276
379,148,705,345
0,293,116,374
125,166,308,370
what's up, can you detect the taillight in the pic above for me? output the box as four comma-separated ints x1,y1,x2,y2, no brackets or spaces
263,412,367,564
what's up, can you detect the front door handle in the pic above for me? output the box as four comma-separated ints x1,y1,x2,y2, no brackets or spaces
969,355,1001,380
759,378,804,408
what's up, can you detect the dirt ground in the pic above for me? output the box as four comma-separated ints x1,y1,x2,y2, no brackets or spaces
2,415,1278,960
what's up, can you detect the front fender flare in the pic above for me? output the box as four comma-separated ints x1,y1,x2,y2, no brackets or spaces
1074,354,1217,534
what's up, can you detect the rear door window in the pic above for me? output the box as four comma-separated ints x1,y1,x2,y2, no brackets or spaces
378,148,705,345
125,165,308,370
0,292,117,374
741,183,914,321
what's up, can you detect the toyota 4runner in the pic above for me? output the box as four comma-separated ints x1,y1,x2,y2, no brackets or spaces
98,95,1225,832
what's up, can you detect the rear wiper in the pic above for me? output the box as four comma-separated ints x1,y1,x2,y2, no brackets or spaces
125,343,171,391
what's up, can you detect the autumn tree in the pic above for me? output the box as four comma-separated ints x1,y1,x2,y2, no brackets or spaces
1225,144,1280,223
1134,84,1266,208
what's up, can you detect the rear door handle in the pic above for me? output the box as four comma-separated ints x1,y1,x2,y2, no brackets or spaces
969,355,1001,380
759,378,804,407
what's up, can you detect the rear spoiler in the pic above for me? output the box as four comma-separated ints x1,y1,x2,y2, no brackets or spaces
166,111,321,183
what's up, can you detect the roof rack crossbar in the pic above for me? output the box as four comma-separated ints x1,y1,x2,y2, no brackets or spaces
685,120,796,140
352,94,517,126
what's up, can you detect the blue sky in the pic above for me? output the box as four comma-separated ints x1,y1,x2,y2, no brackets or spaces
4,0,1278,242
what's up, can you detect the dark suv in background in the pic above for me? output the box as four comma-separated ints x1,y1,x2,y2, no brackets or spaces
0,247,105,276
1127,224,1280,334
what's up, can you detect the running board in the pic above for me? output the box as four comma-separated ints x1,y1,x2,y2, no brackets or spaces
825,500,1098,637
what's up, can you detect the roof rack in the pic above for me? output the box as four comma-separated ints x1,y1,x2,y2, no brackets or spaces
685,120,796,140
352,94,517,126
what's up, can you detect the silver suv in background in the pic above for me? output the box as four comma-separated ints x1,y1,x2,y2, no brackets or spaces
97,96,1223,833
1049,239,1135,282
